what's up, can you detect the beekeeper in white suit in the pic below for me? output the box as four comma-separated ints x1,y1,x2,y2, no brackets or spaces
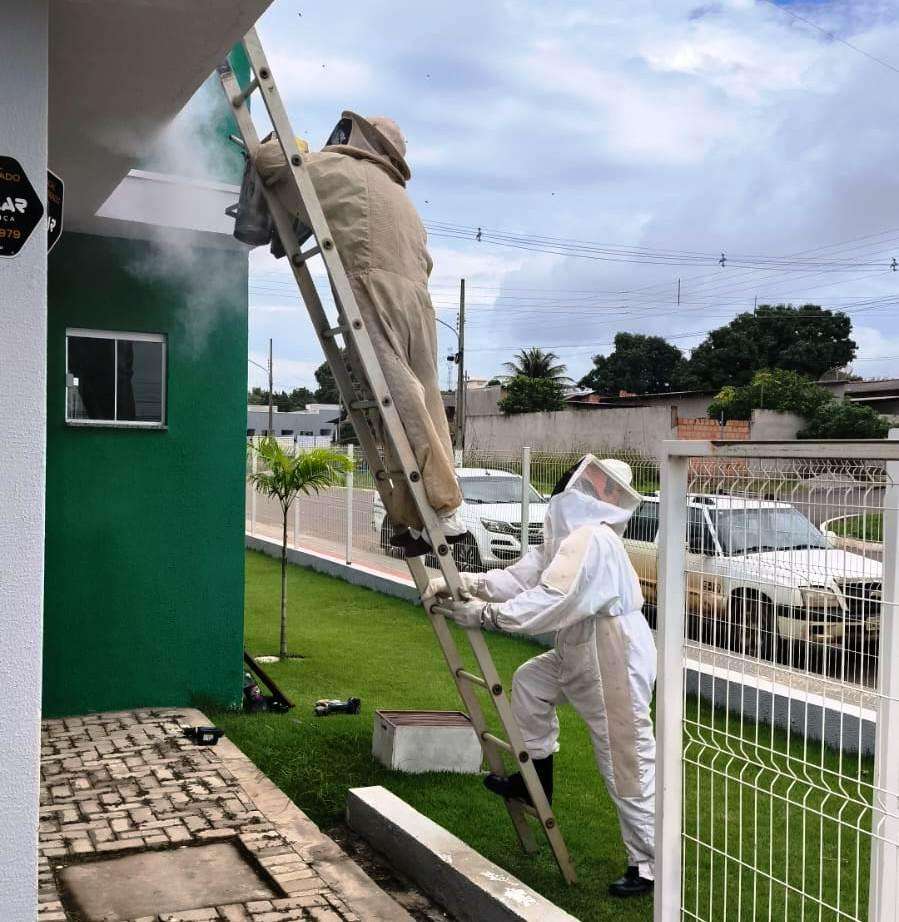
428,455,656,897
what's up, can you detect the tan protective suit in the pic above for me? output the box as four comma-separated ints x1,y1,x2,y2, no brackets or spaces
255,115,462,528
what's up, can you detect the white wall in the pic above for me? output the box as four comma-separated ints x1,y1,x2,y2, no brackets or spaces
0,4,48,918
750,409,804,440
466,405,676,457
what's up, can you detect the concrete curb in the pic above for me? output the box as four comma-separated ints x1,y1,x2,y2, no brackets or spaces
246,533,420,603
346,785,578,922
180,709,414,922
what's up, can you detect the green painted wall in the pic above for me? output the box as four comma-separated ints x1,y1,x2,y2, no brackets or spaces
140,44,253,184
43,233,248,717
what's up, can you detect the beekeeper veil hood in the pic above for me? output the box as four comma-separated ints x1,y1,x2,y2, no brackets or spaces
544,455,640,551
324,111,411,183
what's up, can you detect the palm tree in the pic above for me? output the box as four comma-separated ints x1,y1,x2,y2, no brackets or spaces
503,348,571,383
248,438,354,657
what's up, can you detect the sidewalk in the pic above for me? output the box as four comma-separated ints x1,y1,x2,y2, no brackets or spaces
39,708,412,922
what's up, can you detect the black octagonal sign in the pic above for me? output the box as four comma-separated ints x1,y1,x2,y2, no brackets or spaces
0,155,44,258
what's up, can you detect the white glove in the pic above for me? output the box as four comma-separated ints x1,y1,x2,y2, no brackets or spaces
444,599,490,630
422,573,481,603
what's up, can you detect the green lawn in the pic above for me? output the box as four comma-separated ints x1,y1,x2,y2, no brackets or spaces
213,551,873,922
828,512,883,542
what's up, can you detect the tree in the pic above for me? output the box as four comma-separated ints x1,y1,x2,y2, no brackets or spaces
707,370,832,422
503,348,570,382
313,361,340,403
707,369,889,439
498,375,567,415
798,401,890,439
248,440,354,657
248,386,315,412
579,332,688,394
686,304,856,391
283,386,315,410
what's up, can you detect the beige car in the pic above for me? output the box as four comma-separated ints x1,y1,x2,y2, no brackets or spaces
622,494,882,664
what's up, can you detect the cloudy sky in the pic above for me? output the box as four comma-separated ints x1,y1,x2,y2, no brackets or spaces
245,0,899,394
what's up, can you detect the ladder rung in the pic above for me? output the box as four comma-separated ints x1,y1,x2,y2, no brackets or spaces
481,732,514,754
322,323,348,339
291,245,321,266
456,668,487,688
231,75,259,107
349,399,379,411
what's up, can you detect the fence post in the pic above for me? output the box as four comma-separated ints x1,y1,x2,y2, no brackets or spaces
869,428,899,922
520,446,531,561
654,448,689,922
250,439,258,536
345,443,354,565
454,448,463,469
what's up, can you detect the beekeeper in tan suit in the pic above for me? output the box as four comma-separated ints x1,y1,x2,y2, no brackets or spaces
254,112,464,555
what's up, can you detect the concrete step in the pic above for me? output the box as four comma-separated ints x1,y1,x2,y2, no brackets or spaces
347,785,578,922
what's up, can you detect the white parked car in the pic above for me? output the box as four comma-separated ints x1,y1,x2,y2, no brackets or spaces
622,494,882,663
372,467,547,571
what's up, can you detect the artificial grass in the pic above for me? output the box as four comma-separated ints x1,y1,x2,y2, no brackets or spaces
213,551,872,921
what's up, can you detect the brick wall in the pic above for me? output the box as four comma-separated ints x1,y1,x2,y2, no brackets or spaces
676,417,750,441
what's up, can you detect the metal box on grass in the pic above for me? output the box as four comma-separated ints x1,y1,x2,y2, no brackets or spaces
372,710,483,774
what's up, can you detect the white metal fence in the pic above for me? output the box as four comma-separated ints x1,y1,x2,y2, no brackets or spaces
655,437,899,922
247,435,899,919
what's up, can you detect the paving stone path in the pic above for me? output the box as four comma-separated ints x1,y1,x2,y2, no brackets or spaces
39,709,403,922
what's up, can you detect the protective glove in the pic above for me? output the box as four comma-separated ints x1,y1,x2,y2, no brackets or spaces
442,598,491,630
422,573,481,604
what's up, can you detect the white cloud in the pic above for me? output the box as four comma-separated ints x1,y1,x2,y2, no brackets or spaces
248,0,899,384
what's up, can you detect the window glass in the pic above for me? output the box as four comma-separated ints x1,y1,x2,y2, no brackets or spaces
67,336,115,421
117,340,164,422
460,476,542,504
710,506,826,555
623,501,660,542
687,506,717,555
66,331,165,426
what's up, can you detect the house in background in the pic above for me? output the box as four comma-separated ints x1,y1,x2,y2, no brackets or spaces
247,402,341,441
2,2,272,917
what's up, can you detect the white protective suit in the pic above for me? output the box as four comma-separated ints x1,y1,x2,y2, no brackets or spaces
467,479,657,879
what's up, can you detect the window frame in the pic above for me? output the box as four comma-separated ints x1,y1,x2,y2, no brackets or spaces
65,328,167,429
623,499,661,544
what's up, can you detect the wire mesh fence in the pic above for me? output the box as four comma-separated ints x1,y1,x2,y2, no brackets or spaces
246,440,661,575
246,435,899,918
655,441,899,922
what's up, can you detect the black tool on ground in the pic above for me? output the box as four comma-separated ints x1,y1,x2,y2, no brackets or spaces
243,650,294,713
183,726,225,746
314,697,361,717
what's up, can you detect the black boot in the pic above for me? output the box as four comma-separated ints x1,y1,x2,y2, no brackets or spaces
484,754,553,806
608,865,653,898
389,530,433,557
390,529,466,557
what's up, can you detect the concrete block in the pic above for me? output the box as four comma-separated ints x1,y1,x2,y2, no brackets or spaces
372,711,482,774
346,786,578,922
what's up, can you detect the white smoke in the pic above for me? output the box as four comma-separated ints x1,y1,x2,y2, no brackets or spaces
113,73,252,354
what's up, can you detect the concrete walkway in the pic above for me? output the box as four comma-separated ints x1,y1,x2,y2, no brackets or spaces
39,708,412,922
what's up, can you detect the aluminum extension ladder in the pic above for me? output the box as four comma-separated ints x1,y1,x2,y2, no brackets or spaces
219,28,576,885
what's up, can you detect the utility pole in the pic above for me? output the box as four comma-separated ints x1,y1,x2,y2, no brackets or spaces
454,279,466,450
268,337,274,435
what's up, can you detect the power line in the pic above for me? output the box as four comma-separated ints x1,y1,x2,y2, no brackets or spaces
760,0,899,77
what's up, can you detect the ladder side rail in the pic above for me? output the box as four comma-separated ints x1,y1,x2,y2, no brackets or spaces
404,555,539,854
218,64,395,508
236,30,462,596
222,40,576,884
466,628,576,883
